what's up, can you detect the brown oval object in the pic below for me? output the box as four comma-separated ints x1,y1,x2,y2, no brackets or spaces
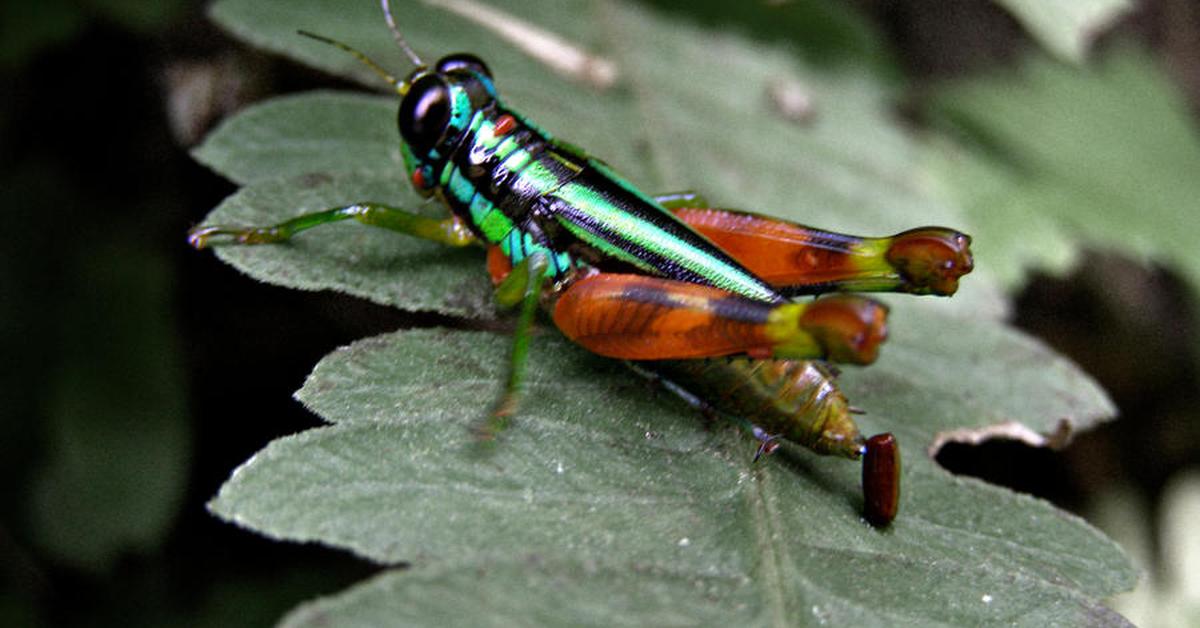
863,433,900,527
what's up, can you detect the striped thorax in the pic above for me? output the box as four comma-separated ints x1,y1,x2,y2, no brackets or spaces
395,55,781,302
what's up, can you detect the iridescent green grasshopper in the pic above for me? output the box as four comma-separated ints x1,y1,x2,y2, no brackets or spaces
189,0,973,526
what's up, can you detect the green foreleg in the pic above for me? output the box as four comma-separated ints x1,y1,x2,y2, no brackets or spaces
188,203,477,249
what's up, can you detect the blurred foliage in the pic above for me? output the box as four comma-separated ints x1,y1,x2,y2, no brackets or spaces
0,0,373,625
0,2,193,617
0,0,188,69
1096,473,1200,625
990,0,1132,63
31,240,189,572
924,46,1200,292
0,0,84,69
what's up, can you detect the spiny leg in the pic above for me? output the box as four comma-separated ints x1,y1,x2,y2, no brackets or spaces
552,272,888,365
475,254,550,440
651,192,973,296
188,202,477,249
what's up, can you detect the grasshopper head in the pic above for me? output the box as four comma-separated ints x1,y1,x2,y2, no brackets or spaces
398,54,496,196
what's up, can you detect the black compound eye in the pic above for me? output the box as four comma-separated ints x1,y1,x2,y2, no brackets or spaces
398,74,451,154
436,53,491,78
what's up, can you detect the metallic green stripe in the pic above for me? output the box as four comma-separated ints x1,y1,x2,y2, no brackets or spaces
516,159,567,195
494,137,519,160
479,204,513,243
468,190,494,225
553,182,779,301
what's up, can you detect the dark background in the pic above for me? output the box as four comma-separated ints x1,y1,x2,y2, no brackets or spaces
2,0,1197,624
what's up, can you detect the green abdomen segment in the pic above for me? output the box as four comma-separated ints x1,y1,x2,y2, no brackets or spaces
648,358,866,459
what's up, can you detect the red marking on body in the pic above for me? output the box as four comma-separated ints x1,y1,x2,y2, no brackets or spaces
494,114,517,136
411,169,426,189
486,245,512,285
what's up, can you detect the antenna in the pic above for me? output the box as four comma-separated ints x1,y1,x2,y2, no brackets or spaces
382,0,424,67
297,30,401,90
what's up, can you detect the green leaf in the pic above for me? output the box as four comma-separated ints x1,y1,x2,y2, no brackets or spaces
278,562,759,627
194,0,1136,622
213,328,1129,626
925,47,1200,292
280,553,1131,628
192,91,400,187
989,0,1132,64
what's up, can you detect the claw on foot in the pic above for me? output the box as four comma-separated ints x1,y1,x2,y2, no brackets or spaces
186,225,286,249
751,427,781,462
186,226,219,250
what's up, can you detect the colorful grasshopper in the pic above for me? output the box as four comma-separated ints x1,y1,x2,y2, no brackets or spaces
189,0,973,527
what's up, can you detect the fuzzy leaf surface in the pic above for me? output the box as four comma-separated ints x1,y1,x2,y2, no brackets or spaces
214,328,1129,626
